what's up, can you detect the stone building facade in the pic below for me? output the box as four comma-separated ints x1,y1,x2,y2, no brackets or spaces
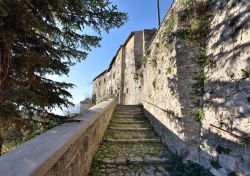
92,29,156,104
92,0,250,175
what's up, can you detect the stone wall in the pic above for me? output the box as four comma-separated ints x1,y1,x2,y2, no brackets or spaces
123,32,142,105
141,0,201,161
201,0,250,175
139,0,250,175
0,97,117,176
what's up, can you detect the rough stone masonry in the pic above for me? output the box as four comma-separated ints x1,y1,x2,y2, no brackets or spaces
92,0,250,175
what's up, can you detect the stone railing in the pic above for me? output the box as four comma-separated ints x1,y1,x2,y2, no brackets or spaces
0,97,117,176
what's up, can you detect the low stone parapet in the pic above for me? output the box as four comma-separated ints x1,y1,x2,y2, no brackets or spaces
0,97,117,176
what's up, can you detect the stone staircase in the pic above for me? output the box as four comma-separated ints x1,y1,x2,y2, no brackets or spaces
89,105,171,176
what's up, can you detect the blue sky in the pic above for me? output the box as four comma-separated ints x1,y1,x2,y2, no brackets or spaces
50,0,172,112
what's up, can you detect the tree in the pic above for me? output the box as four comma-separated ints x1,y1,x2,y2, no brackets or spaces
0,0,127,154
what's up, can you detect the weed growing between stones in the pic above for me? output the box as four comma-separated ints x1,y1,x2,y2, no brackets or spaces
143,50,151,64
152,80,156,89
228,171,237,176
93,142,117,160
210,159,222,170
187,108,205,122
216,145,232,155
199,143,206,149
165,67,172,75
229,72,236,80
241,69,250,79
247,96,250,103
166,17,176,34
176,0,214,122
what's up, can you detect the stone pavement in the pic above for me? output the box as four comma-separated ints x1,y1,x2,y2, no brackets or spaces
89,105,171,176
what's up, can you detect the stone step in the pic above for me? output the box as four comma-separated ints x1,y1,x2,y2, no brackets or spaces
116,107,142,110
115,114,144,118
115,115,144,118
110,120,146,123
114,117,145,121
117,105,141,107
92,142,170,160
116,109,142,111
109,122,150,128
108,127,152,131
112,116,147,121
90,104,172,176
115,112,143,114
95,156,169,165
115,108,142,111
105,138,161,143
90,162,170,176
115,113,144,116
115,114,144,117
115,111,143,114
105,129,159,139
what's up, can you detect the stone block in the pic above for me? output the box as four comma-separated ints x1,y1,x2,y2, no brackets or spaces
219,154,236,170
211,168,228,176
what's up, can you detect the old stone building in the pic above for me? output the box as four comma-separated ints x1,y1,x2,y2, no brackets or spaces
92,29,156,104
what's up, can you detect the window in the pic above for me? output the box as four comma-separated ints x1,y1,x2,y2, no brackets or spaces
113,73,115,79
99,81,101,85
104,78,106,83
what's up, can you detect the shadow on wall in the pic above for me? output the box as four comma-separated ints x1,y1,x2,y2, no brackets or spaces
208,0,250,71
144,108,250,175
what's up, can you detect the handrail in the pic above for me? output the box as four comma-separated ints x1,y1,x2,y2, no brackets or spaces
210,124,249,141
144,100,249,143
143,100,170,114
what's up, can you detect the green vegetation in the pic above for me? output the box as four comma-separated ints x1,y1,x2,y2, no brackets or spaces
194,108,205,121
200,143,206,149
229,73,236,80
165,67,172,75
193,69,205,96
166,17,176,34
228,171,237,176
182,0,192,8
187,108,205,122
143,50,151,63
247,97,250,103
216,145,232,155
92,94,97,105
152,80,157,89
0,0,127,155
176,0,213,123
210,159,222,169
241,69,249,79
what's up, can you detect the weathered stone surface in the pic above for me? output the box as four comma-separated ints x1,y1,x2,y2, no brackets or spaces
45,98,117,176
211,168,228,176
0,98,117,176
89,105,171,175
219,154,236,171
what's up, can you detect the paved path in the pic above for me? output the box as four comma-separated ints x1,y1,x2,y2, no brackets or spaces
89,105,171,176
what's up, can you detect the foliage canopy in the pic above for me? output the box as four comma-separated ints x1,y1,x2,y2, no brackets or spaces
0,0,127,120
